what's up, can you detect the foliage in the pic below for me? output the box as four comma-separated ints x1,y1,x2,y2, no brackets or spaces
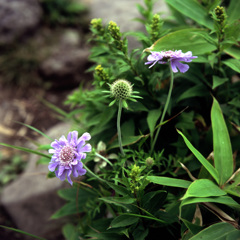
40,0,87,26
1,0,240,239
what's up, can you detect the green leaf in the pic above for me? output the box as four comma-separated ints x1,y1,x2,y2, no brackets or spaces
211,97,233,186
109,214,139,228
177,85,208,102
147,108,162,137
0,225,46,240
106,182,130,196
180,195,240,210
227,0,240,23
224,46,240,59
165,0,214,29
142,190,167,214
189,222,240,240
212,76,229,89
177,130,219,184
122,213,166,224
147,176,191,188
181,179,226,200
51,202,78,219
222,59,240,73
62,224,79,240
145,29,216,55
181,218,203,235
16,122,53,140
99,196,135,209
52,188,97,219
0,143,51,159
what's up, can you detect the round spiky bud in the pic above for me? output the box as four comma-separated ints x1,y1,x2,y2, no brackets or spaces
110,79,133,100
145,157,154,167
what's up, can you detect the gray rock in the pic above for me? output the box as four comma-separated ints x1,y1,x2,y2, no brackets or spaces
40,47,90,88
0,0,42,45
0,122,73,239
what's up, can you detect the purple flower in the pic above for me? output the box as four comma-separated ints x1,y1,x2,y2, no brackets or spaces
145,50,197,73
48,131,91,185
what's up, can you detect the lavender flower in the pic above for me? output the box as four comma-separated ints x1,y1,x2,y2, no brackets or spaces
48,131,91,185
145,50,197,73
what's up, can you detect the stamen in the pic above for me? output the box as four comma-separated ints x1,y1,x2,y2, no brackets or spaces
59,145,75,165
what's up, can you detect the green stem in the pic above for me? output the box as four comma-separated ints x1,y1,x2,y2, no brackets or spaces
117,100,125,156
95,152,113,166
150,64,174,155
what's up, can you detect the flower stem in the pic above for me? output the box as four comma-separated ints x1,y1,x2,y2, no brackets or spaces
117,100,125,156
150,64,174,155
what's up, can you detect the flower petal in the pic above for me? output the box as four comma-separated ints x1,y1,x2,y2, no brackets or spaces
171,60,190,73
71,131,78,145
79,143,92,153
48,162,58,171
58,165,65,176
67,170,73,185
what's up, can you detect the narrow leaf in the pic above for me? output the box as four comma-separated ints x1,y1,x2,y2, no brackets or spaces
0,225,46,240
177,130,219,184
147,176,191,188
211,97,233,186
0,143,51,159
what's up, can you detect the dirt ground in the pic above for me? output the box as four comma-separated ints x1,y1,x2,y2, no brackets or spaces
0,83,73,239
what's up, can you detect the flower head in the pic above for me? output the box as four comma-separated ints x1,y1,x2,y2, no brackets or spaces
48,131,91,185
110,79,133,100
145,50,197,73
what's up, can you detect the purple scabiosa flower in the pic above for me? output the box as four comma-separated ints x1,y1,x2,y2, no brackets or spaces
48,131,91,185
145,50,197,73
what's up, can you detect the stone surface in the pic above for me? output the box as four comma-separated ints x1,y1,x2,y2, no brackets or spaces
0,122,72,239
0,0,42,45
40,46,90,89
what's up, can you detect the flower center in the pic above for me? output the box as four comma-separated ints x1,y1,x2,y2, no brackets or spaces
59,145,75,165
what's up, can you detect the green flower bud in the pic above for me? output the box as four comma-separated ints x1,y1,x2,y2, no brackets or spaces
108,21,121,41
110,79,133,100
145,157,154,166
95,65,109,82
150,14,162,42
91,18,105,35
214,6,226,25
